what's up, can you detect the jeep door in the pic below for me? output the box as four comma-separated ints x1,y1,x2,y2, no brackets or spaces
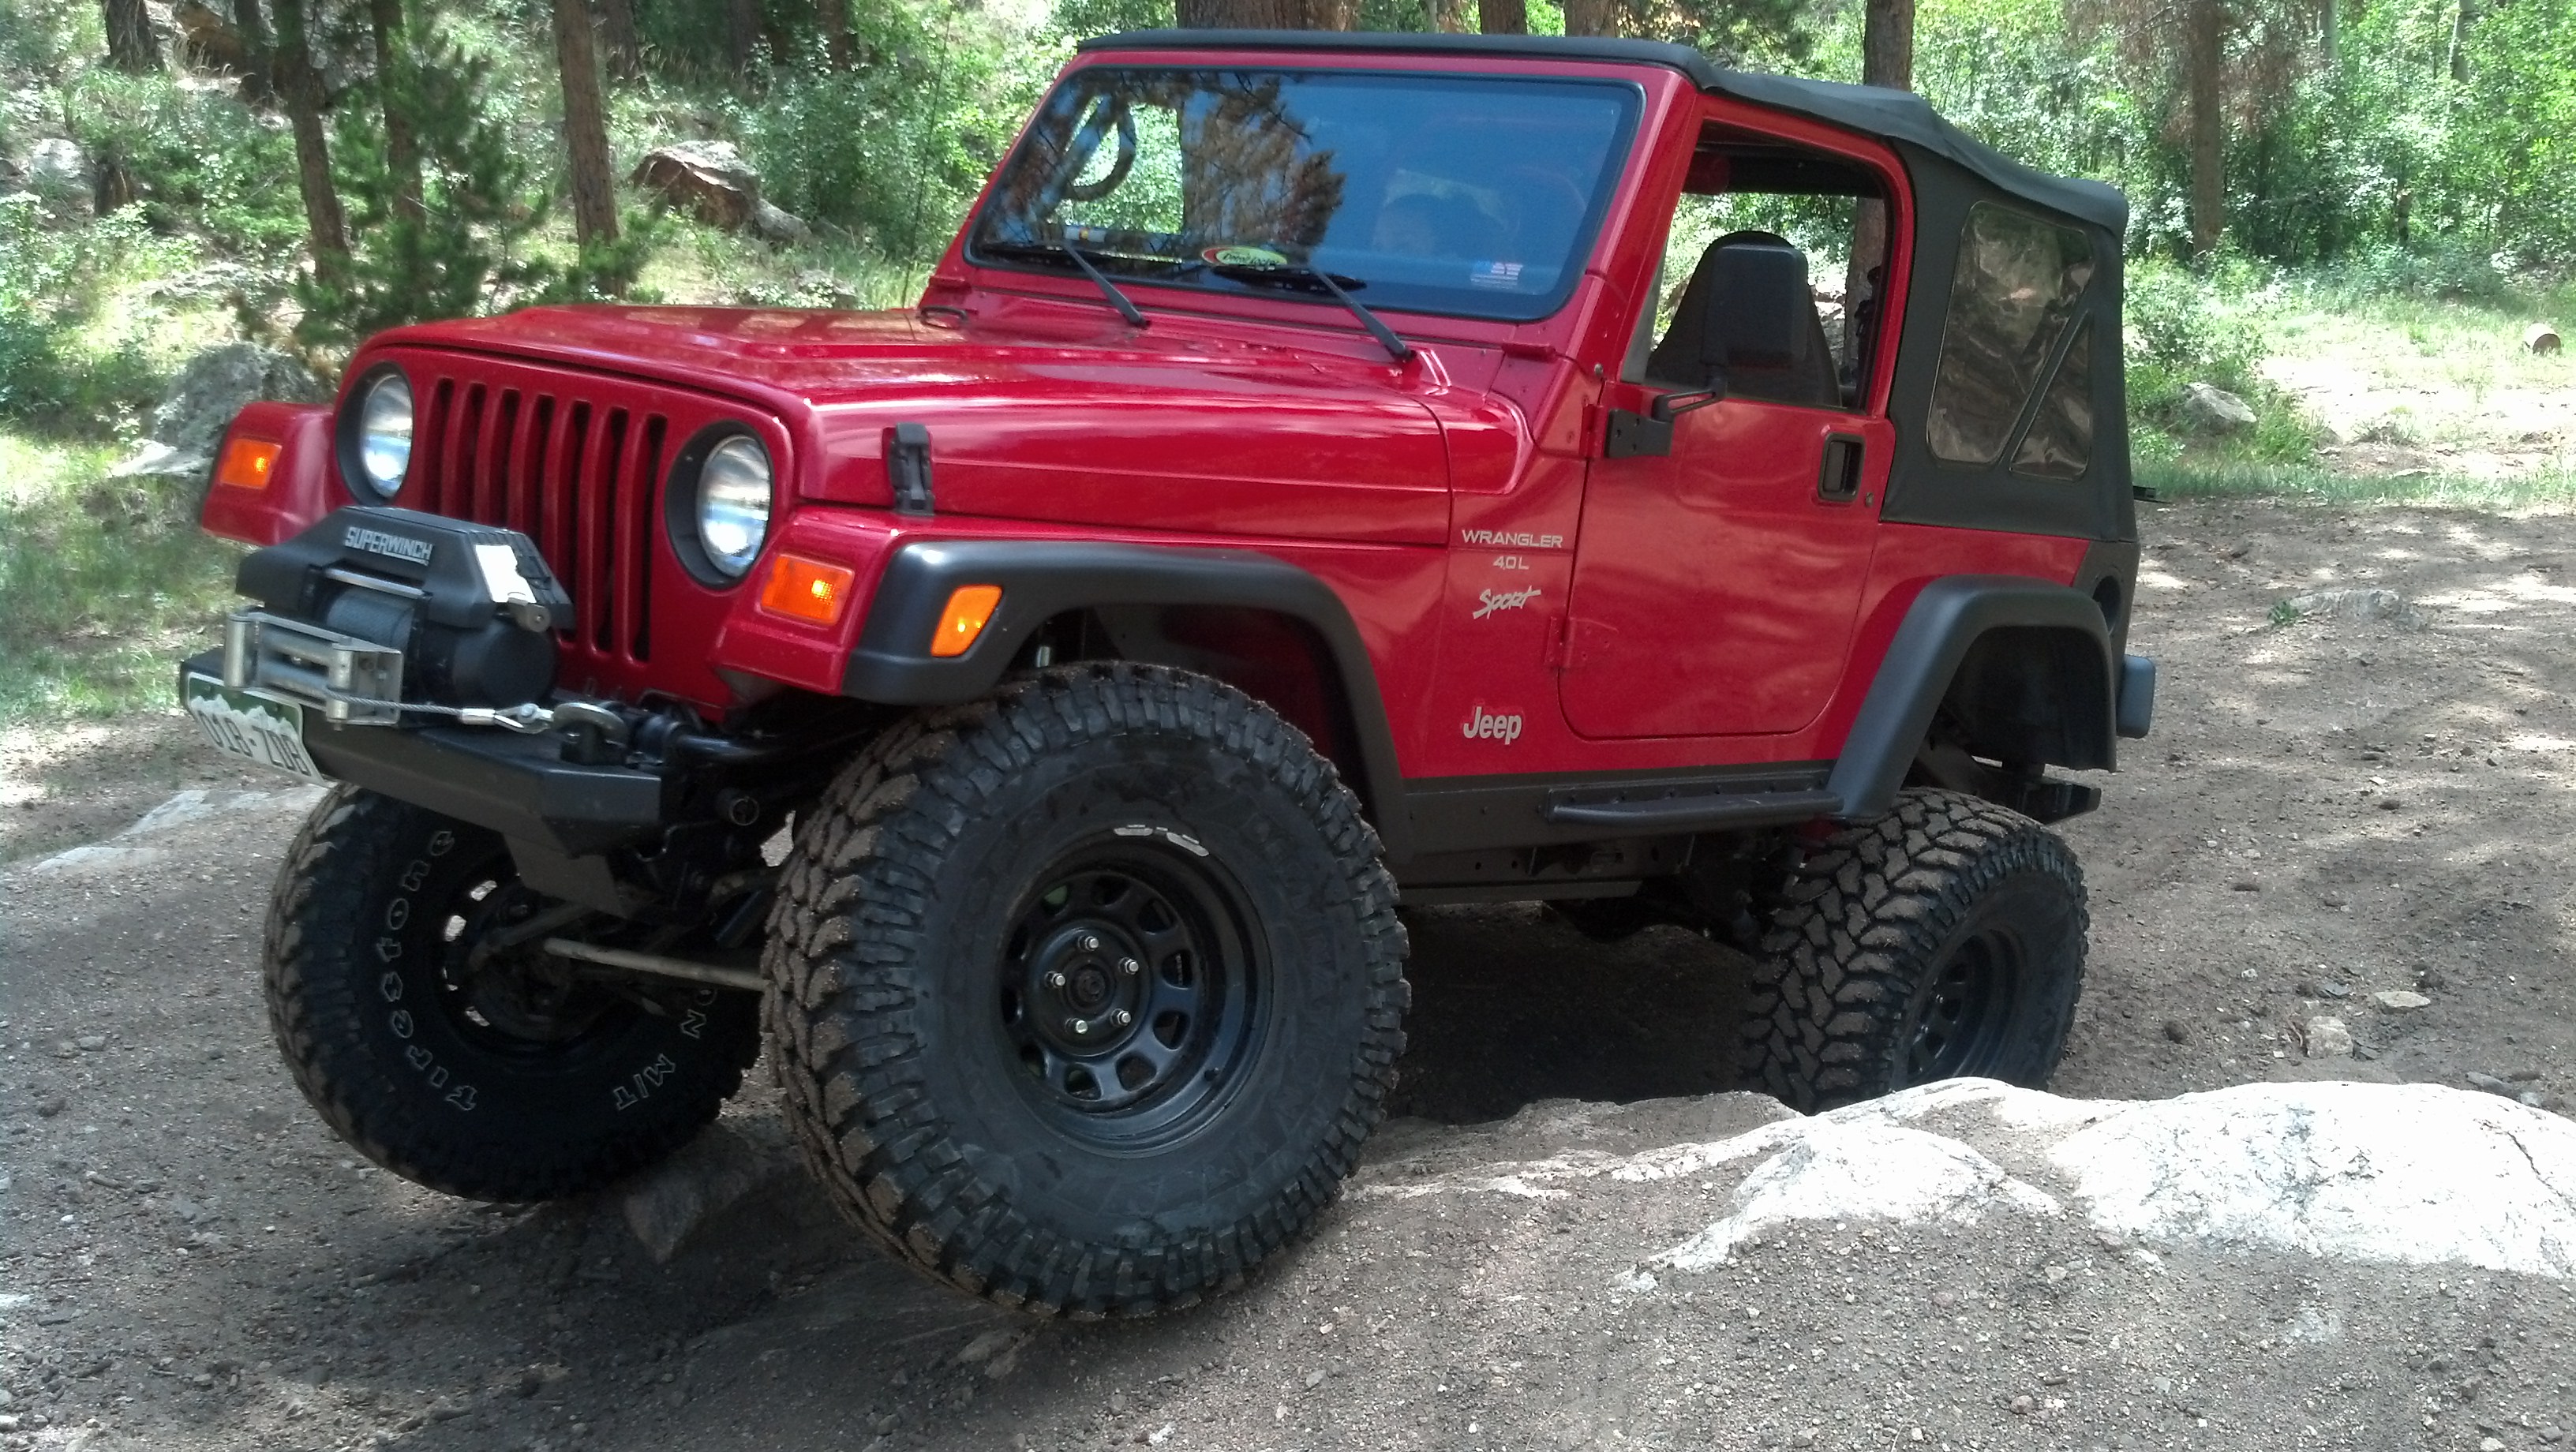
1559,119,1902,740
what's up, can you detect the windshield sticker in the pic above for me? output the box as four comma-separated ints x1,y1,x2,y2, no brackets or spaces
1470,260,1525,290
1202,245,1290,268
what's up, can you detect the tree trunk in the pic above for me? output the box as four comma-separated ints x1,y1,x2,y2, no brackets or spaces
367,0,424,226
1563,0,1617,36
552,0,621,260
2185,0,2225,256
270,0,348,279
230,0,275,100
103,0,162,71
814,0,853,67
1430,0,1470,28
1175,0,1340,24
722,0,761,69
2448,0,2473,83
1860,0,1912,88
595,0,643,80
1477,0,1526,32
1848,0,1911,354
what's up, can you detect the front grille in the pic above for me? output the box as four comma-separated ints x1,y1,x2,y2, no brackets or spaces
410,374,667,669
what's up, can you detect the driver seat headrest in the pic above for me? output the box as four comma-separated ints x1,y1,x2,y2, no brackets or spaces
1646,230,1841,410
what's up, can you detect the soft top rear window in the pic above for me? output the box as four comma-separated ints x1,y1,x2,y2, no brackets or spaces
970,66,1642,324
1924,202,2095,467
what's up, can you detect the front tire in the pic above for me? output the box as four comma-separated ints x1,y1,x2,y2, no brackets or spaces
763,664,1409,1317
263,788,761,1200
1739,788,2087,1112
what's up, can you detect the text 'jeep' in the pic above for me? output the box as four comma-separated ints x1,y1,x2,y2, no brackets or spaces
183,31,2155,1317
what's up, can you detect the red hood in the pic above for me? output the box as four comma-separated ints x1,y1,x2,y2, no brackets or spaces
383,305,1471,546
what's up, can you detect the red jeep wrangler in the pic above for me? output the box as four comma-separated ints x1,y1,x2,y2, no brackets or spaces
183,31,2154,1316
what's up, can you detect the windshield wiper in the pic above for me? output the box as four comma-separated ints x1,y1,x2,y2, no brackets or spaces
982,239,1148,329
1208,264,1413,362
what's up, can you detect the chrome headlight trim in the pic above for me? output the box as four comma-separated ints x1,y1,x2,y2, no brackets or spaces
665,426,776,587
350,369,414,501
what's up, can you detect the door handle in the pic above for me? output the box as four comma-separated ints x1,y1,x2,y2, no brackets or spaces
1818,433,1864,503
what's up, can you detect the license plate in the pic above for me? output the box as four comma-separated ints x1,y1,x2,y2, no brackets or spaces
183,672,328,784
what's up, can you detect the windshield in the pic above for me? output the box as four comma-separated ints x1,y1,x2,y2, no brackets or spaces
970,66,1642,323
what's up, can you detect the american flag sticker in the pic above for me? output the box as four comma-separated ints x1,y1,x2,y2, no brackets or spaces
1470,260,1525,290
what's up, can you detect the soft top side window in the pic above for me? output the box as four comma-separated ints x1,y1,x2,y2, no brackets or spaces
1925,203,2095,467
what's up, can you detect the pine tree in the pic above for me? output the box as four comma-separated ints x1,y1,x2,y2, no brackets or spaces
296,36,540,344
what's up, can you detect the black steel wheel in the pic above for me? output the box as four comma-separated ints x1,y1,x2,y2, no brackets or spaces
765,663,1410,1318
1904,923,2023,1082
1739,788,2087,1112
1000,849,1262,1138
264,787,760,1200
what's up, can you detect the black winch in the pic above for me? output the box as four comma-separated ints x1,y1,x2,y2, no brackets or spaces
227,506,575,724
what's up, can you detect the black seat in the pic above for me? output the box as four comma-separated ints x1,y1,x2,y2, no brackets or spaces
1645,230,1841,410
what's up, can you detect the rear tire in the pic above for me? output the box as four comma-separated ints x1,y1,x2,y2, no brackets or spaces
763,663,1409,1317
264,787,760,1200
1738,788,2087,1112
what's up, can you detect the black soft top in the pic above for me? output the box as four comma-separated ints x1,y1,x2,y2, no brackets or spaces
1081,30,2127,234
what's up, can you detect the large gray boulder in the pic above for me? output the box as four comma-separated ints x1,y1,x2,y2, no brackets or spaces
632,140,810,246
110,342,331,488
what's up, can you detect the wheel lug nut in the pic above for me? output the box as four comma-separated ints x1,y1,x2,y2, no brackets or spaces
1114,1010,1133,1027
1070,1018,1089,1035
1044,970,1067,989
1078,934,1101,952
1120,958,1140,976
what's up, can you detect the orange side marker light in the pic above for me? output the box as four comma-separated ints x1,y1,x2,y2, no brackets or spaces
929,585,1002,657
758,553,857,628
215,436,282,491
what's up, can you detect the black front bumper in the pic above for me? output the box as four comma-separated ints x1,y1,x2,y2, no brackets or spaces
181,650,666,855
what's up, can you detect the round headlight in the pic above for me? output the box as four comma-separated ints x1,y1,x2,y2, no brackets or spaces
354,372,413,500
695,435,772,579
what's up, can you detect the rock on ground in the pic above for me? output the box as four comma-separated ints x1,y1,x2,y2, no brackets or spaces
110,342,331,490
2181,380,2259,435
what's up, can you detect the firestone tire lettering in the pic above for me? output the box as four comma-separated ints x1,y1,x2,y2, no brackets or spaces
262,785,759,1200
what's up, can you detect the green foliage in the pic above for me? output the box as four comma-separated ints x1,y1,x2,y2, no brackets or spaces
2122,257,2317,466
61,71,309,260
295,32,549,346
294,21,653,347
0,434,244,724
0,0,99,80
1855,0,2576,269
727,5,1013,262
0,200,175,436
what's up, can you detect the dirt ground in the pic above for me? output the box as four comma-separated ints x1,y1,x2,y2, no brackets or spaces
7,496,2576,1452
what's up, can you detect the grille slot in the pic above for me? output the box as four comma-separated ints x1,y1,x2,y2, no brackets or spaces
410,376,665,672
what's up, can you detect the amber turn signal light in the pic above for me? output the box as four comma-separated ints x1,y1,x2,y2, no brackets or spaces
215,436,282,491
758,553,856,627
929,585,1002,657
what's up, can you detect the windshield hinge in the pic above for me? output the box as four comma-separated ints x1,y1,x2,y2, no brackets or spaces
888,422,934,515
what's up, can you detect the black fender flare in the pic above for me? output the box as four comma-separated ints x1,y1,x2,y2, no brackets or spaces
841,540,1410,857
1825,575,2121,821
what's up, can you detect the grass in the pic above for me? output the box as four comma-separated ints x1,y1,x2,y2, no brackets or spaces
0,433,244,724
2142,458,2576,511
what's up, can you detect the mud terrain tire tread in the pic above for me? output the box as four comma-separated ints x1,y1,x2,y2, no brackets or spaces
1739,788,2087,1113
763,662,1409,1319
264,786,758,1200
